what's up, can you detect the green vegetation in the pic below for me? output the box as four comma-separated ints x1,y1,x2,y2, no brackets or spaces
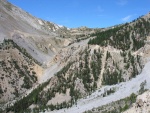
139,80,147,94
102,88,116,97
88,17,150,51
6,79,50,113
5,47,103,112
2,15,149,113
85,93,137,113
102,51,124,85
0,86,3,94
102,69,123,85
0,39,39,104
21,76,32,89
76,48,102,91
6,44,142,112
2,39,42,66
119,93,137,112
102,50,142,85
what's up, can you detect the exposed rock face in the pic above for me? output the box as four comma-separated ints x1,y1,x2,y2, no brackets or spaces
75,78,86,95
124,91,150,113
1,0,150,113
0,0,95,66
0,40,39,103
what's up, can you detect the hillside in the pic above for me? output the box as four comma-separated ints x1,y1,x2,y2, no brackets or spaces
0,39,41,103
0,0,94,66
0,0,150,113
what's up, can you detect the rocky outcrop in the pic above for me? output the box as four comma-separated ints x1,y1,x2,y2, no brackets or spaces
124,91,150,113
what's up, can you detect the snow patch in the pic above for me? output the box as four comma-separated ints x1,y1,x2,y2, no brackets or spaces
58,24,64,28
38,20,44,25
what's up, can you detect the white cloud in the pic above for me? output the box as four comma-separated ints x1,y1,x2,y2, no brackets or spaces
117,0,128,6
122,15,132,22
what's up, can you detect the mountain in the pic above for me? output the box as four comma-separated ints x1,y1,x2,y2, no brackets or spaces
0,0,95,66
0,0,150,113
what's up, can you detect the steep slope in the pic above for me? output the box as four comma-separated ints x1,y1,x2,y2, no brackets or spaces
0,39,42,104
0,0,96,66
0,0,95,66
46,59,150,113
123,90,150,113
2,12,150,113
0,0,62,65
0,0,95,110
1,0,150,113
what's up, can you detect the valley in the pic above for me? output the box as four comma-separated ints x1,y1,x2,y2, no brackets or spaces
0,0,150,113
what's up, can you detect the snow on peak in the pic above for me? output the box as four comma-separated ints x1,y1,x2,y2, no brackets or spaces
38,19,44,25
58,24,64,28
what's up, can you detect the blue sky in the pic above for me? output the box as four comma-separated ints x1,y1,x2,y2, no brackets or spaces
8,0,150,28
